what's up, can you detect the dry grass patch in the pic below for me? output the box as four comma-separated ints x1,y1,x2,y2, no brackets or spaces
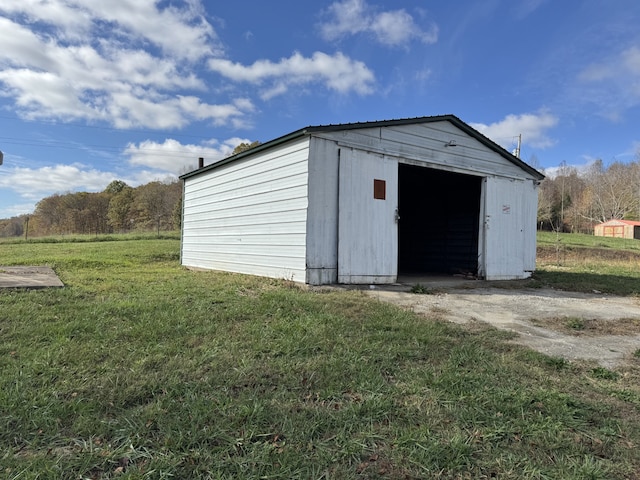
531,316,640,336
537,246,640,264
428,305,451,319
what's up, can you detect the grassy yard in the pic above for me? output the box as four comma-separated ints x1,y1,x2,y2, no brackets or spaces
1,236,640,479
535,231,640,295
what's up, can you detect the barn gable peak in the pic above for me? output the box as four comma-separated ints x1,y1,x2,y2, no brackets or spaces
180,114,544,181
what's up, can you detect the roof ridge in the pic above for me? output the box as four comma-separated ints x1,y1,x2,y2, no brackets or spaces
180,115,544,181
599,219,640,225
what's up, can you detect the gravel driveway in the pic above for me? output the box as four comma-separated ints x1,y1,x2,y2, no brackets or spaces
366,283,640,368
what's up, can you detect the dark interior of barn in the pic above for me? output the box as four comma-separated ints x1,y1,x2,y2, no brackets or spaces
398,163,482,275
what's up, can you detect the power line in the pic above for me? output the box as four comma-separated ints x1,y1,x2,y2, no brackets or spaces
0,114,219,141
0,115,234,160
0,137,213,158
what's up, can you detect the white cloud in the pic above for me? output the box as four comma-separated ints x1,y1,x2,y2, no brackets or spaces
0,133,258,218
415,68,432,84
0,133,248,206
0,18,205,91
319,0,438,47
0,69,94,121
543,159,597,179
0,2,245,129
0,164,117,200
0,1,381,129
0,0,92,36
471,111,559,149
208,51,375,99
0,17,53,69
0,164,182,218
0,0,220,61
577,47,640,83
577,46,640,119
124,137,252,174
624,47,640,75
0,202,38,218
0,62,254,128
512,0,549,20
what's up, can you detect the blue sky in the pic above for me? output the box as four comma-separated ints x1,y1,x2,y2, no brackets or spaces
1,0,639,219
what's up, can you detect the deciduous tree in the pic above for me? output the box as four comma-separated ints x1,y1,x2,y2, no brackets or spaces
232,141,261,155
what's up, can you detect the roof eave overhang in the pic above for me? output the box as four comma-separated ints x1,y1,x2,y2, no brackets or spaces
442,115,545,181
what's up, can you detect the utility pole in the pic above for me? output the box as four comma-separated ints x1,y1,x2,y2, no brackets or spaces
560,160,566,232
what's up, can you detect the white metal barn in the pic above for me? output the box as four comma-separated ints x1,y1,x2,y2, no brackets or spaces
180,115,544,285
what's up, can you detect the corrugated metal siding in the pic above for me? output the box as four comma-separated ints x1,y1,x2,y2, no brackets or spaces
305,137,340,284
337,148,398,284
522,180,539,272
318,121,533,180
319,122,539,280
483,176,533,280
181,137,310,282
180,118,540,285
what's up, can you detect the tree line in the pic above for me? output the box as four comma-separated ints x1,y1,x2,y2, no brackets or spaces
538,159,640,233
2,155,640,239
0,179,182,238
0,143,263,239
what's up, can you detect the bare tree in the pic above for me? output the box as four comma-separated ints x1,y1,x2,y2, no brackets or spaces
539,158,640,233
585,160,636,223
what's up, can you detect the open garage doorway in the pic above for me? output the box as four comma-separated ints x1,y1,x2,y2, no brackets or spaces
398,163,482,276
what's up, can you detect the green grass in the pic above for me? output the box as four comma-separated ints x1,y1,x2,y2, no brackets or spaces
1,237,640,478
537,231,640,252
0,231,181,245
534,231,640,295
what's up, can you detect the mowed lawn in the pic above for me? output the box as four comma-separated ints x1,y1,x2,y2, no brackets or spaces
1,236,640,479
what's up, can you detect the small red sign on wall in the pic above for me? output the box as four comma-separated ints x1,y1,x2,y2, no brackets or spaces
374,179,386,200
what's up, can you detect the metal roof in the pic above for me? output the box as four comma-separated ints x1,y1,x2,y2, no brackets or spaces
596,219,640,226
180,114,545,180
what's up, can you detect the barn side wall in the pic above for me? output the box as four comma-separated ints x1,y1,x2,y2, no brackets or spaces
181,137,310,282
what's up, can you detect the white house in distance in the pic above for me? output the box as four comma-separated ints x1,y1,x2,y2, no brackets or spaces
180,115,544,285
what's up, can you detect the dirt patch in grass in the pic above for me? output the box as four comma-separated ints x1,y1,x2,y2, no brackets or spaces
531,316,640,336
368,285,640,369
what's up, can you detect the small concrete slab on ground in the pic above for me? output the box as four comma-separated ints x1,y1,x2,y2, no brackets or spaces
0,266,64,289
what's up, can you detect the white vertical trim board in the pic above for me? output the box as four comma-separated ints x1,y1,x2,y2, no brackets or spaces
304,137,341,284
